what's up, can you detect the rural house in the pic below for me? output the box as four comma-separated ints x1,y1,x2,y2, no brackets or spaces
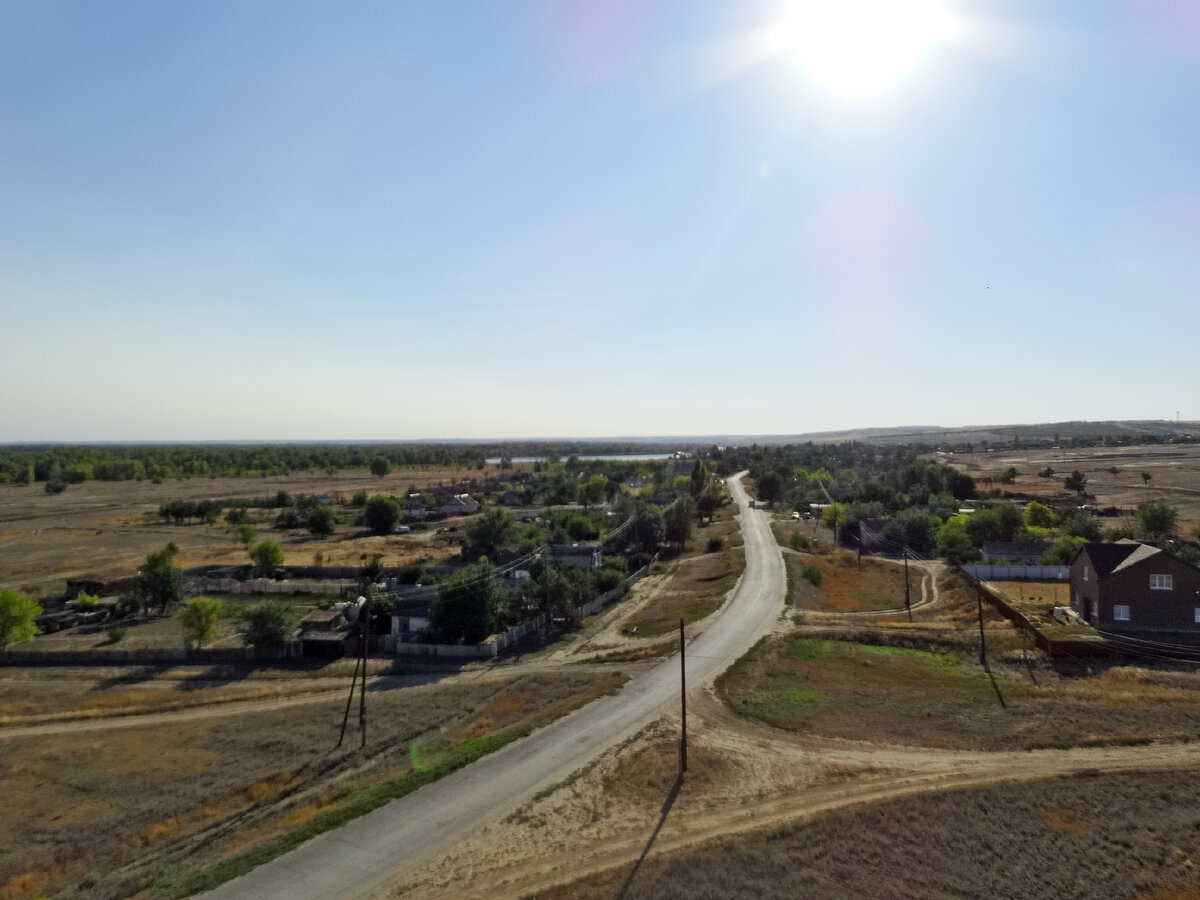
1070,540,1200,632
403,494,427,520
982,541,1051,565
441,494,479,516
549,543,602,569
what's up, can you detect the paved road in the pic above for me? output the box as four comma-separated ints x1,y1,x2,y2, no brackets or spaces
202,473,785,900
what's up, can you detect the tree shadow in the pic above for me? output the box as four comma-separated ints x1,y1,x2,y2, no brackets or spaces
617,773,683,898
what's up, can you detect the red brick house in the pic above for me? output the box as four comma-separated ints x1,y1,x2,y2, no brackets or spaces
1070,540,1200,632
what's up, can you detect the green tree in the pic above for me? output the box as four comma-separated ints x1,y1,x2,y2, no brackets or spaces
237,600,302,648
1059,511,1102,542
370,456,390,477
137,543,185,614
177,596,223,649
1136,501,1179,541
579,474,608,510
756,471,784,504
0,590,42,651
73,592,100,611
237,523,258,545
1025,502,1056,528
1041,535,1087,565
690,460,709,497
363,496,401,536
1064,470,1088,494
1142,471,1152,485
432,562,503,643
664,496,697,547
463,506,518,560
306,504,338,537
935,519,978,564
249,540,285,574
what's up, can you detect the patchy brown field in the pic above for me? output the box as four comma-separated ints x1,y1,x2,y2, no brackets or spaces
947,444,1200,526
621,550,744,638
548,770,1200,900
717,633,1200,750
0,667,621,900
787,549,911,612
0,464,510,598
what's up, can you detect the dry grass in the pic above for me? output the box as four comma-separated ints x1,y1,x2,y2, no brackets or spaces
0,669,618,899
0,464,494,597
622,550,743,638
717,633,1200,750
790,549,910,612
545,771,1200,900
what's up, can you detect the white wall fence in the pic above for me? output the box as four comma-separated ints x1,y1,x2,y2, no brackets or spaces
962,565,1070,581
188,577,359,596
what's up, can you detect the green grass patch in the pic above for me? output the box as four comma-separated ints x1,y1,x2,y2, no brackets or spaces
783,636,830,661
731,687,825,724
155,728,528,898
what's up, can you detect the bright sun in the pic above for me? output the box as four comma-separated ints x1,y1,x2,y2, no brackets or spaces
774,0,954,97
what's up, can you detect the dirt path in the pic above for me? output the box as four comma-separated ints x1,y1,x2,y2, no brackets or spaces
386,686,1200,899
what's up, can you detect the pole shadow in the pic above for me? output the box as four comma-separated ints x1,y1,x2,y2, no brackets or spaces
617,773,683,898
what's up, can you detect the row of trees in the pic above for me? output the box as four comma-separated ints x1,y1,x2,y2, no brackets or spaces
0,442,682,485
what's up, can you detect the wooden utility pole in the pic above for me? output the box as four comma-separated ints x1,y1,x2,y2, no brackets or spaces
359,597,370,748
679,617,687,775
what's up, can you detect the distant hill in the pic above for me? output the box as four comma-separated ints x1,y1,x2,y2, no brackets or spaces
669,420,1200,448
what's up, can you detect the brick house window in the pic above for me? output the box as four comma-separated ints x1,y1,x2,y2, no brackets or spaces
1113,605,1131,622
1083,565,1089,581
1194,608,1200,624
1150,574,1174,590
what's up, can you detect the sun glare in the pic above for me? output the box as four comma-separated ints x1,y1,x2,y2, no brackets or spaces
774,0,955,97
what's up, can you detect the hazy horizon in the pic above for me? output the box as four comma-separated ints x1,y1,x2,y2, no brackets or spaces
2,2,1197,441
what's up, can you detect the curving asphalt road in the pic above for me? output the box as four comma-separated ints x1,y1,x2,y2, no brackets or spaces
201,472,785,900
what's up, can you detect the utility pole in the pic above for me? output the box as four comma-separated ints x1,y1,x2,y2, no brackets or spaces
903,547,912,622
338,645,362,748
359,596,370,748
679,617,687,775
856,533,862,569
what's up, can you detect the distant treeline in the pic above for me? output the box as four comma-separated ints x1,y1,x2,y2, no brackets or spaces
0,442,681,485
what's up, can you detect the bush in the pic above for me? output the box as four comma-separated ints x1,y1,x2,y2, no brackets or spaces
351,490,368,507
707,536,725,553
237,600,302,648
790,532,812,552
802,562,824,587
103,627,126,644
73,592,100,611
44,479,67,494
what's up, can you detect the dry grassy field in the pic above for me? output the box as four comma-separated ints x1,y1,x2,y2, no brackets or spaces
946,443,1200,528
785,549,912,613
620,504,745,638
717,632,1200,750
0,666,622,899
0,463,508,597
551,770,1200,900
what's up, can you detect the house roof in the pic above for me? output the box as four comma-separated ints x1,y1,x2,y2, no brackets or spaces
550,543,600,555
1079,540,1161,578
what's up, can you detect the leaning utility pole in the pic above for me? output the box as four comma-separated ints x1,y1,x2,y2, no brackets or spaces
358,596,370,748
679,617,687,775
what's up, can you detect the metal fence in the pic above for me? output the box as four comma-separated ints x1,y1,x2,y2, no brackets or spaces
962,565,1070,581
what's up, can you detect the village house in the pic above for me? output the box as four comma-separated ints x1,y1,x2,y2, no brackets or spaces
441,493,479,516
549,543,602,569
1070,540,1200,632
403,494,426,520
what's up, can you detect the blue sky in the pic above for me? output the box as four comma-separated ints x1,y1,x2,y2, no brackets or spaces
1,1,1197,440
